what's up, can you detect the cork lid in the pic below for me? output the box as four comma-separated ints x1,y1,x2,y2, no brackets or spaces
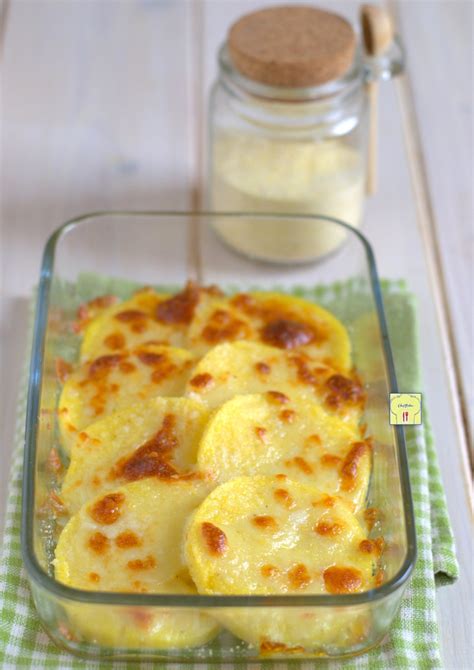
228,5,356,88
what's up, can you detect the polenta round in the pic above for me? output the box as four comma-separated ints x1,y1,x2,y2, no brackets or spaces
80,289,185,362
55,478,218,648
62,397,210,513
59,574,220,649
185,341,364,426
197,393,370,511
184,476,376,648
188,291,351,372
58,344,194,454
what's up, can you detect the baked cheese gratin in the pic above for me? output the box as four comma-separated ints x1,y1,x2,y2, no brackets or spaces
52,282,383,653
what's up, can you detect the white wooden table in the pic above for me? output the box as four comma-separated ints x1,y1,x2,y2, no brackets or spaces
0,1,471,667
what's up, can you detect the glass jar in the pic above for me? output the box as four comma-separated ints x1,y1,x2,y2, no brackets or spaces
207,8,404,264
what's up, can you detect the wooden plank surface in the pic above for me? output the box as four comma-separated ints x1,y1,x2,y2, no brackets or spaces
396,0,473,445
0,1,472,668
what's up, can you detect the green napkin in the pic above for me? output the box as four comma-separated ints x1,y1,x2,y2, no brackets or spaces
0,280,458,669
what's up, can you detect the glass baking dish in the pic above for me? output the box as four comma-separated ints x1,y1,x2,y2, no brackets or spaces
22,211,416,663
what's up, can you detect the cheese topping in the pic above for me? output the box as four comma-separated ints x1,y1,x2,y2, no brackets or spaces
197,393,370,511
53,284,381,652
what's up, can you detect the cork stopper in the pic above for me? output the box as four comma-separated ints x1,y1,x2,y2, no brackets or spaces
228,5,356,88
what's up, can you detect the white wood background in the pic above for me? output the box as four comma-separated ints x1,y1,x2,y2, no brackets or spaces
0,0,472,667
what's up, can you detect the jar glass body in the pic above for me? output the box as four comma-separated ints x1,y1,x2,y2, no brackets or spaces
207,46,369,264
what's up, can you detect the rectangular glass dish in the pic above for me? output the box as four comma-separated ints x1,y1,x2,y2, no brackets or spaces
22,212,416,663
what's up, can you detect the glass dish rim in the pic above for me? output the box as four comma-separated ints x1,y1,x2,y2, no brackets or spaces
21,210,417,608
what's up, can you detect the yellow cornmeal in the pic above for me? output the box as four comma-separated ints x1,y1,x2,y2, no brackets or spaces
211,132,364,262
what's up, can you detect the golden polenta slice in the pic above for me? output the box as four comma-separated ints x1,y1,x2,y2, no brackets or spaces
197,393,370,511
62,397,210,513
79,288,181,362
56,479,212,589
185,476,378,649
58,344,194,454
188,291,351,372
80,283,225,362
55,480,218,648
58,574,220,649
186,341,364,425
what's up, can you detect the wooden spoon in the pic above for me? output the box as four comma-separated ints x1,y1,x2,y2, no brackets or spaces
360,4,394,195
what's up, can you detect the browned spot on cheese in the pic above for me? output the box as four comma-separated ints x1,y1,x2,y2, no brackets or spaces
255,361,271,374
201,309,251,344
189,372,214,389
55,357,72,383
325,374,365,410
89,572,100,583
131,321,147,333
89,492,125,525
288,563,311,589
49,491,68,516
116,531,142,549
91,475,101,487
136,351,164,366
230,292,257,314
260,639,305,654
266,390,289,404
127,555,156,571
279,409,296,423
88,531,110,554
127,608,154,629
364,507,379,531
103,332,126,350
261,319,316,349
320,453,342,467
119,360,136,374
273,488,294,508
341,441,369,491
323,566,362,594
375,568,385,586
275,473,287,480
290,355,318,385
115,310,147,323
156,281,200,325
78,431,88,443
74,294,118,332
46,448,63,475
286,456,313,474
89,354,123,378
113,415,178,482
359,537,384,556
252,515,277,529
315,520,344,536
201,522,227,556
312,495,337,508
150,361,177,383
254,426,267,441
261,564,279,578
306,434,322,447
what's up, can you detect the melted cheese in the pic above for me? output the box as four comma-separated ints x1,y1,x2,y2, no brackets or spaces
197,393,370,511
61,397,210,513
56,479,212,590
80,289,182,362
185,475,375,648
188,292,351,372
185,341,364,426
60,573,220,649
55,479,218,648
58,344,194,454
